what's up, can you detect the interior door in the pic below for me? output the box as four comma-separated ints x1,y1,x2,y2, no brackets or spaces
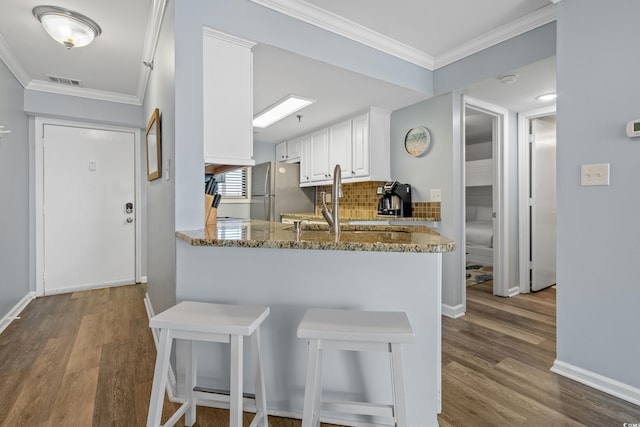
530,117,557,291
43,124,135,294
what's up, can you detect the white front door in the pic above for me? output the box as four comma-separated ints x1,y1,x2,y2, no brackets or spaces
42,124,136,294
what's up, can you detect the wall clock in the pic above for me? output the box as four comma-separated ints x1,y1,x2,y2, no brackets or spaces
404,126,431,157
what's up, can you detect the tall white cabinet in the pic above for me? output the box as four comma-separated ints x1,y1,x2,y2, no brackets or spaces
202,28,256,167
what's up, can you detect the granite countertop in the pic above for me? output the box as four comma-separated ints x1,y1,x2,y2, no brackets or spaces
281,213,441,222
176,219,455,253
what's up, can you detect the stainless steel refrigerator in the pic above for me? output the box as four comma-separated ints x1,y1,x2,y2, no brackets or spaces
250,161,315,221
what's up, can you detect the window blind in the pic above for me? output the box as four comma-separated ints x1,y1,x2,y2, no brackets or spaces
216,168,247,199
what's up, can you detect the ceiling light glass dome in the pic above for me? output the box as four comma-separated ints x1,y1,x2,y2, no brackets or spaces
33,6,102,49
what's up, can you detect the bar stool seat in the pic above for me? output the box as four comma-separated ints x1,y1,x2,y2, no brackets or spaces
297,308,414,427
147,301,270,427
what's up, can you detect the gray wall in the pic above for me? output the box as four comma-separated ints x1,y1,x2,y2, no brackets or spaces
24,90,143,128
556,0,640,389
0,60,30,318
434,22,556,96
143,0,177,314
390,93,467,309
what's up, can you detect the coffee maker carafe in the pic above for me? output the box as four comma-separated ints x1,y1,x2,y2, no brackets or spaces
377,181,412,217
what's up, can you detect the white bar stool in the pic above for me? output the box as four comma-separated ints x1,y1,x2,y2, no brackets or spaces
297,308,414,427
147,301,270,427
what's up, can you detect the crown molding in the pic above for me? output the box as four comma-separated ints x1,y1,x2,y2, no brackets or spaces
0,33,30,87
251,0,556,71
26,80,141,105
434,3,557,69
251,0,435,69
137,0,167,103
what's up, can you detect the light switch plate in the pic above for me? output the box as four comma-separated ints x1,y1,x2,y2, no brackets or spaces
430,189,442,202
580,163,610,186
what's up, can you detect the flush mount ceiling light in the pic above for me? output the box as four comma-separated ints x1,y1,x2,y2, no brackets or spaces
33,5,102,49
535,92,557,102
253,95,315,128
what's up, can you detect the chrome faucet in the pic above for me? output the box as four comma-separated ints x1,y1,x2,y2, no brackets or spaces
321,164,342,233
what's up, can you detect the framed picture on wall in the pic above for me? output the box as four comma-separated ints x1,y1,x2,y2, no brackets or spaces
146,108,161,181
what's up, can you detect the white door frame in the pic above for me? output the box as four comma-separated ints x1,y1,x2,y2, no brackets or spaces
463,96,511,297
518,105,557,293
34,117,142,296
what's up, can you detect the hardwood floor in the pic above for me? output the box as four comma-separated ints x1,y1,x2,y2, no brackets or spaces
439,282,640,426
0,282,638,426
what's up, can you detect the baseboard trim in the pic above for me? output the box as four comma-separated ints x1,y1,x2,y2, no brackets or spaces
44,279,134,295
143,293,181,403
442,303,465,319
507,286,521,297
551,359,640,406
0,292,37,335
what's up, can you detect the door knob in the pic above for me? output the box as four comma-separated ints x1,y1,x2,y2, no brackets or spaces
126,217,133,223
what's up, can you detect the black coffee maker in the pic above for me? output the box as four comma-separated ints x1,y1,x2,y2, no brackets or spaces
377,181,412,217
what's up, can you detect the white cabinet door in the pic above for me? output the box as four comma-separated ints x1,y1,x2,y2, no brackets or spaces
351,113,370,178
309,129,329,182
203,28,255,166
276,141,287,162
287,138,301,162
329,119,352,176
299,135,312,184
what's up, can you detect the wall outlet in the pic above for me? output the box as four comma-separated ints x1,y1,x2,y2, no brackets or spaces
431,189,442,202
580,163,610,186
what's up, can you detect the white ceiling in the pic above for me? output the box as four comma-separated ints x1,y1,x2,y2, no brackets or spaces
0,0,557,143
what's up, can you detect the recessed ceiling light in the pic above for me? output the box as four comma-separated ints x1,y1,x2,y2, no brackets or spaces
253,95,315,128
535,93,557,102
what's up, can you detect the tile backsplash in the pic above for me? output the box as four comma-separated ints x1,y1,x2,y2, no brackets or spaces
315,181,441,220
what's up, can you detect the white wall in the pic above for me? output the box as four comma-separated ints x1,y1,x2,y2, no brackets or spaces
554,0,640,397
143,0,177,314
0,59,30,320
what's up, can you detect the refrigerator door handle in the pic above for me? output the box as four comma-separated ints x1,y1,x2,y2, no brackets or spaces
264,163,270,196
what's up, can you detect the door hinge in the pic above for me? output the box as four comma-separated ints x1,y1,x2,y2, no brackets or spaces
528,261,535,270
528,197,535,206
528,134,535,144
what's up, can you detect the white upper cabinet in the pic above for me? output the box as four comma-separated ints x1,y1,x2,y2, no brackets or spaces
329,119,352,175
276,139,302,163
299,108,390,187
276,141,287,162
350,112,370,178
309,129,330,182
203,28,256,167
299,135,312,183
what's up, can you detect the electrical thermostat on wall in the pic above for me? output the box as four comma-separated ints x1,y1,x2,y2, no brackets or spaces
626,119,640,137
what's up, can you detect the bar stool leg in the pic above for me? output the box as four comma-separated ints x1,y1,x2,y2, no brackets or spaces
229,334,244,427
147,328,173,427
251,327,268,427
390,343,408,427
302,339,322,427
184,340,196,426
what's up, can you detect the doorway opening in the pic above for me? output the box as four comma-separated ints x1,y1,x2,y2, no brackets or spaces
518,108,557,293
464,108,495,292
462,96,513,302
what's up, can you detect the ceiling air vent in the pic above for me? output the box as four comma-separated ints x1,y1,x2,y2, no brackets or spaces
45,74,82,87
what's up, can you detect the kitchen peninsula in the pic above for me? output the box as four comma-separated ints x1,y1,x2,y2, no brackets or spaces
175,220,454,426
